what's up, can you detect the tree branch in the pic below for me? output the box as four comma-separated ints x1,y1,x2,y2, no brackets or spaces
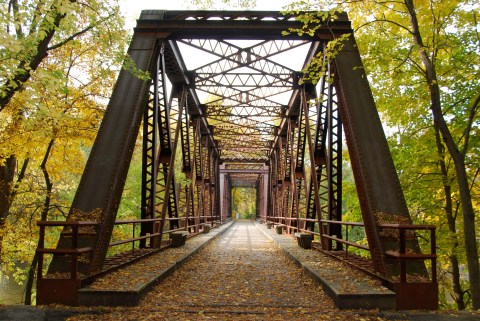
470,168,480,193
10,157,30,200
25,138,54,305
461,92,480,156
28,0,47,36
10,0,24,38
47,11,116,51
47,24,94,51
474,12,480,54
355,18,414,36
0,0,76,113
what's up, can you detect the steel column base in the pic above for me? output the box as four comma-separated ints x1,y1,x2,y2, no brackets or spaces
393,282,438,310
37,278,82,306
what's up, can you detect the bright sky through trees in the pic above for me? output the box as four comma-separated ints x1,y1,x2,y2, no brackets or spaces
120,0,293,29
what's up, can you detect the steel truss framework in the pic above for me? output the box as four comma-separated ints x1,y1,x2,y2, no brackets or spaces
42,10,437,309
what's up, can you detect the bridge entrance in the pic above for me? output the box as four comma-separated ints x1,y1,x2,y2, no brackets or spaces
36,10,437,310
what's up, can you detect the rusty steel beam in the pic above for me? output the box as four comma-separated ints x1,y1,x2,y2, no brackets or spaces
140,45,161,248
48,34,157,275
324,62,343,251
177,89,194,230
333,36,418,276
141,43,182,248
293,88,308,232
193,119,204,231
302,86,320,235
155,86,186,245
135,10,351,40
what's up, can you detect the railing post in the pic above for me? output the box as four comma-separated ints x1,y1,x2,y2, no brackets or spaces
37,224,45,280
399,228,406,283
132,222,136,254
431,228,437,283
345,225,349,258
327,222,332,251
71,225,78,280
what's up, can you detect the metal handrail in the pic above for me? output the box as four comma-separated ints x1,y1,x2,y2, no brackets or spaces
36,213,220,280
264,217,437,284
37,221,98,280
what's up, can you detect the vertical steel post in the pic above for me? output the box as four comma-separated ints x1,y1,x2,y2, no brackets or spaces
302,85,323,239
326,62,343,250
140,49,160,248
156,88,186,244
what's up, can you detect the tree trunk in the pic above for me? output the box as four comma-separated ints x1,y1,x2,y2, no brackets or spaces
0,155,16,257
25,140,54,305
405,0,480,309
24,252,39,305
450,254,466,310
0,1,75,113
0,157,29,257
435,127,466,310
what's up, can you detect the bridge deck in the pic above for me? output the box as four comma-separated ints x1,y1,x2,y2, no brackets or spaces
73,220,397,320
138,220,334,311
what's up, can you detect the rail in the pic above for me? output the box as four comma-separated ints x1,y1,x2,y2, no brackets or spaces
381,223,437,283
37,221,97,280
321,219,369,253
265,217,437,284
321,220,436,283
36,213,220,280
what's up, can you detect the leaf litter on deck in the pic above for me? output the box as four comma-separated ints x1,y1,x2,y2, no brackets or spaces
67,222,392,321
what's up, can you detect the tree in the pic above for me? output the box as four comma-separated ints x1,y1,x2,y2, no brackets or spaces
287,0,480,309
404,1,479,308
232,187,256,218
0,0,129,303
0,0,127,256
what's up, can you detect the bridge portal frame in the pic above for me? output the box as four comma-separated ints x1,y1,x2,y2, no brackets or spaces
38,10,437,309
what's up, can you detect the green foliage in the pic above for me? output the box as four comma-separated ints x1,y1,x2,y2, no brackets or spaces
232,187,256,219
282,10,337,37
282,7,350,84
122,55,151,81
117,146,143,220
342,151,369,258
347,3,480,308
288,0,480,309
300,33,350,85
0,0,130,298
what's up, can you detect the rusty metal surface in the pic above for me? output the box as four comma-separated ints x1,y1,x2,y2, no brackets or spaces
37,279,82,306
394,283,439,310
333,36,413,275
135,10,351,40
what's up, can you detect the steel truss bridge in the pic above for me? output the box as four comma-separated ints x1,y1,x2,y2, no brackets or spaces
36,10,437,310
